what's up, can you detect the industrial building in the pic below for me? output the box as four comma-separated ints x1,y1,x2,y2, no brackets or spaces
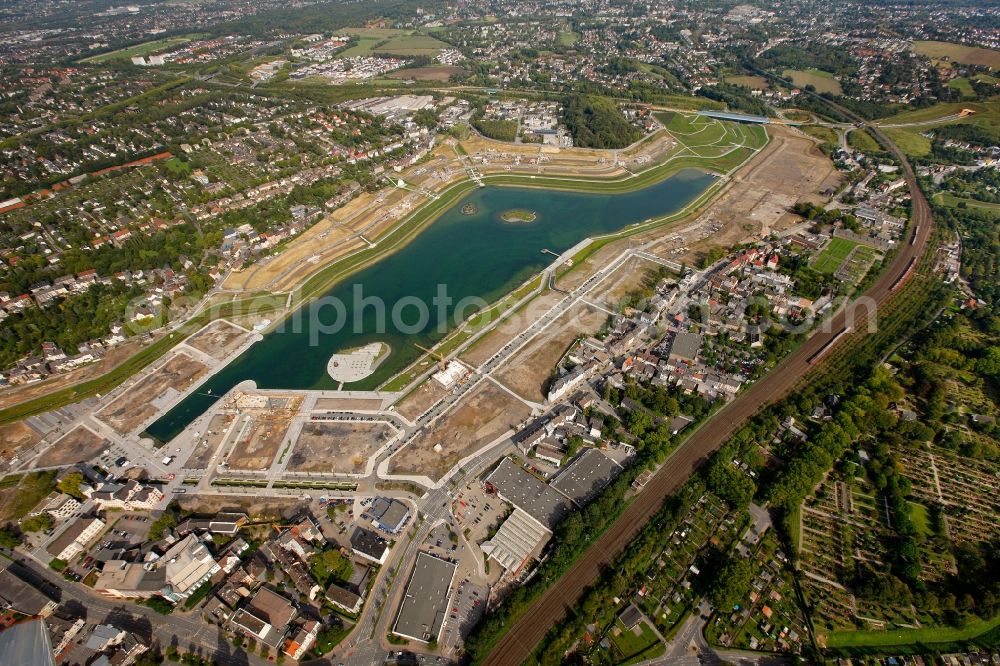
392,552,457,644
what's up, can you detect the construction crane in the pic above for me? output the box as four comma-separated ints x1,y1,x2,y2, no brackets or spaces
414,343,447,371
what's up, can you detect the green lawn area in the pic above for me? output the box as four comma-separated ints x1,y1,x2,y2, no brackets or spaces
609,619,663,661
948,77,975,97
373,34,449,57
783,68,843,95
556,30,580,46
848,129,881,153
827,613,1000,648
934,192,1000,216
801,125,840,147
341,27,409,39
813,237,859,274
81,34,204,63
163,158,191,177
337,38,381,58
883,127,932,157
0,470,57,523
907,501,932,536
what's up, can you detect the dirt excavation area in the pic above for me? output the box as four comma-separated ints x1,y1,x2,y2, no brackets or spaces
185,320,250,361
287,420,395,474
675,126,840,264
226,398,302,470
394,380,449,423
184,413,236,469
0,421,42,463
37,426,109,467
495,302,608,403
97,353,208,435
388,382,532,481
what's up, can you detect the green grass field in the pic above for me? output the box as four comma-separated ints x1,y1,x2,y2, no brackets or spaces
913,40,1000,69
948,77,975,97
81,34,204,63
609,620,663,661
907,501,932,536
934,192,1000,216
883,127,932,157
556,30,580,47
848,129,881,153
801,125,840,147
876,98,1000,157
373,34,449,57
827,614,1000,649
813,237,859,274
337,38,381,58
783,68,843,95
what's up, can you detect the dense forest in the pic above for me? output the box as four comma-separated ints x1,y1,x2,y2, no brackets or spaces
561,93,642,149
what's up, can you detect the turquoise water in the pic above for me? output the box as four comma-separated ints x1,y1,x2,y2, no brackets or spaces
146,169,715,442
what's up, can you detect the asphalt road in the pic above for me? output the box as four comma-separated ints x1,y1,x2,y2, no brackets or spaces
481,104,934,665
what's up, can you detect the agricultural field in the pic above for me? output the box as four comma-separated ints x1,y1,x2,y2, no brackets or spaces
726,75,770,90
373,34,449,57
912,41,1000,69
811,237,860,274
388,66,465,81
877,98,1000,156
783,68,843,95
883,128,932,157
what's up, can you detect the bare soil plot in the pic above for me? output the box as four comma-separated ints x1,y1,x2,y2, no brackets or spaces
185,320,249,361
184,413,236,469
288,421,394,473
678,127,839,266
387,382,531,481
227,399,301,470
0,338,143,411
461,290,565,367
98,353,208,435
388,66,465,81
0,421,41,463
394,380,449,422
495,302,607,403
313,397,385,411
37,426,108,467
176,494,303,521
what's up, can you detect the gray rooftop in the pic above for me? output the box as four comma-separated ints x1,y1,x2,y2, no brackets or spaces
550,448,623,505
668,331,702,362
484,458,572,530
392,552,456,643
0,619,55,666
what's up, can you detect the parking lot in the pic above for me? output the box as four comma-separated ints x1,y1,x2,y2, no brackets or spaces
440,576,488,658
452,479,508,546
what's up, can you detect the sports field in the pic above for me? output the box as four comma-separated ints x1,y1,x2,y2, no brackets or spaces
812,237,859,274
81,34,204,63
783,68,843,95
913,40,1000,69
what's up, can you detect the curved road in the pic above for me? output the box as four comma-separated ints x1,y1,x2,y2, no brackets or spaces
482,100,934,665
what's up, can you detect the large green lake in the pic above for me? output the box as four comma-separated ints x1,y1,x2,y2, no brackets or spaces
146,168,715,442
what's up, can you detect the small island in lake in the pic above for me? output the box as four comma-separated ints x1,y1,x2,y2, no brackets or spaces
500,208,538,223
461,203,477,215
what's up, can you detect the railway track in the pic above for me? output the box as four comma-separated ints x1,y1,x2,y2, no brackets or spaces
481,94,936,666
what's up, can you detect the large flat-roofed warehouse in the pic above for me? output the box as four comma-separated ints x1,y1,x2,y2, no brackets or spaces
550,448,623,505
480,507,550,574
392,552,457,643
483,458,572,529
